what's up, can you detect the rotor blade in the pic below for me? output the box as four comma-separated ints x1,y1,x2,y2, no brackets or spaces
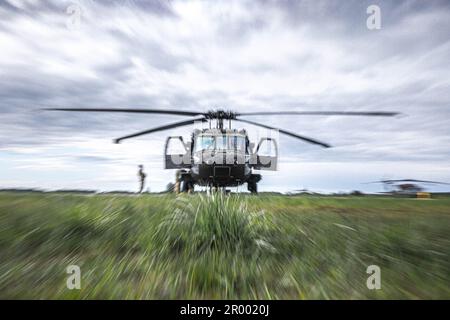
237,111,400,117
235,118,331,148
365,179,450,184
43,107,202,117
114,117,206,144
364,181,391,184
384,179,449,184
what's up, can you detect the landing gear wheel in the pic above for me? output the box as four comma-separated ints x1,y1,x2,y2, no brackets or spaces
187,182,194,194
174,169,183,194
179,178,194,194
180,178,189,193
248,181,258,194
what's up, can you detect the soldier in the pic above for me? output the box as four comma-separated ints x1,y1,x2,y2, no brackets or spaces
174,169,193,194
138,165,146,193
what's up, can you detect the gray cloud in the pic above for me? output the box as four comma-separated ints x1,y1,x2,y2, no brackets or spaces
0,0,449,191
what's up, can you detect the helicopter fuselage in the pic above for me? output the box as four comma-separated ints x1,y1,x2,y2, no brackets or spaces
165,128,275,191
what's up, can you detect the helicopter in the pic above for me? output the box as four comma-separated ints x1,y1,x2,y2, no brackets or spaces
44,107,399,193
367,179,450,195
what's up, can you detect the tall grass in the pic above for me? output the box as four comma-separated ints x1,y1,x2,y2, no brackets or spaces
0,192,449,299
152,193,275,256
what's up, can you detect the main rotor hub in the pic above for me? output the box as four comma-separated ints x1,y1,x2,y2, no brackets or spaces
205,109,237,120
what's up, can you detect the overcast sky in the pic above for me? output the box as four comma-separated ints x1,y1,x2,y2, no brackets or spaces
0,0,449,193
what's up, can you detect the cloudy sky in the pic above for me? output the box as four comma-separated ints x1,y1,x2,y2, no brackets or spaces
0,0,449,193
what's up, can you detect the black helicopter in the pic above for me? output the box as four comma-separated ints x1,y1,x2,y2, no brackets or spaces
45,107,399,193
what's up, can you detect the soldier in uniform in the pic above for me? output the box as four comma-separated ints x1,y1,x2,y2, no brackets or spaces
174,169,193,194
138,165,147,193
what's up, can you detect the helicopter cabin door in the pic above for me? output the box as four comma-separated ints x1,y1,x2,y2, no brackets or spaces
164,136,191,169
253,137,278,171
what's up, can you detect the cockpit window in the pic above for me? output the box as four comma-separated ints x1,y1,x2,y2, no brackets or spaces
194,135,246,152
194,136,215,152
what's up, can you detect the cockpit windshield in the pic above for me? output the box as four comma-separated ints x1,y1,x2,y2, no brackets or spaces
194,135,246,152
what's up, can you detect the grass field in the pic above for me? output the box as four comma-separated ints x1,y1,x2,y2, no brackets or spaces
0,192,449,299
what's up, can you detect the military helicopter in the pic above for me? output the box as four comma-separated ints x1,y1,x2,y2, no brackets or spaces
44,107,399,193
367,179,450,195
